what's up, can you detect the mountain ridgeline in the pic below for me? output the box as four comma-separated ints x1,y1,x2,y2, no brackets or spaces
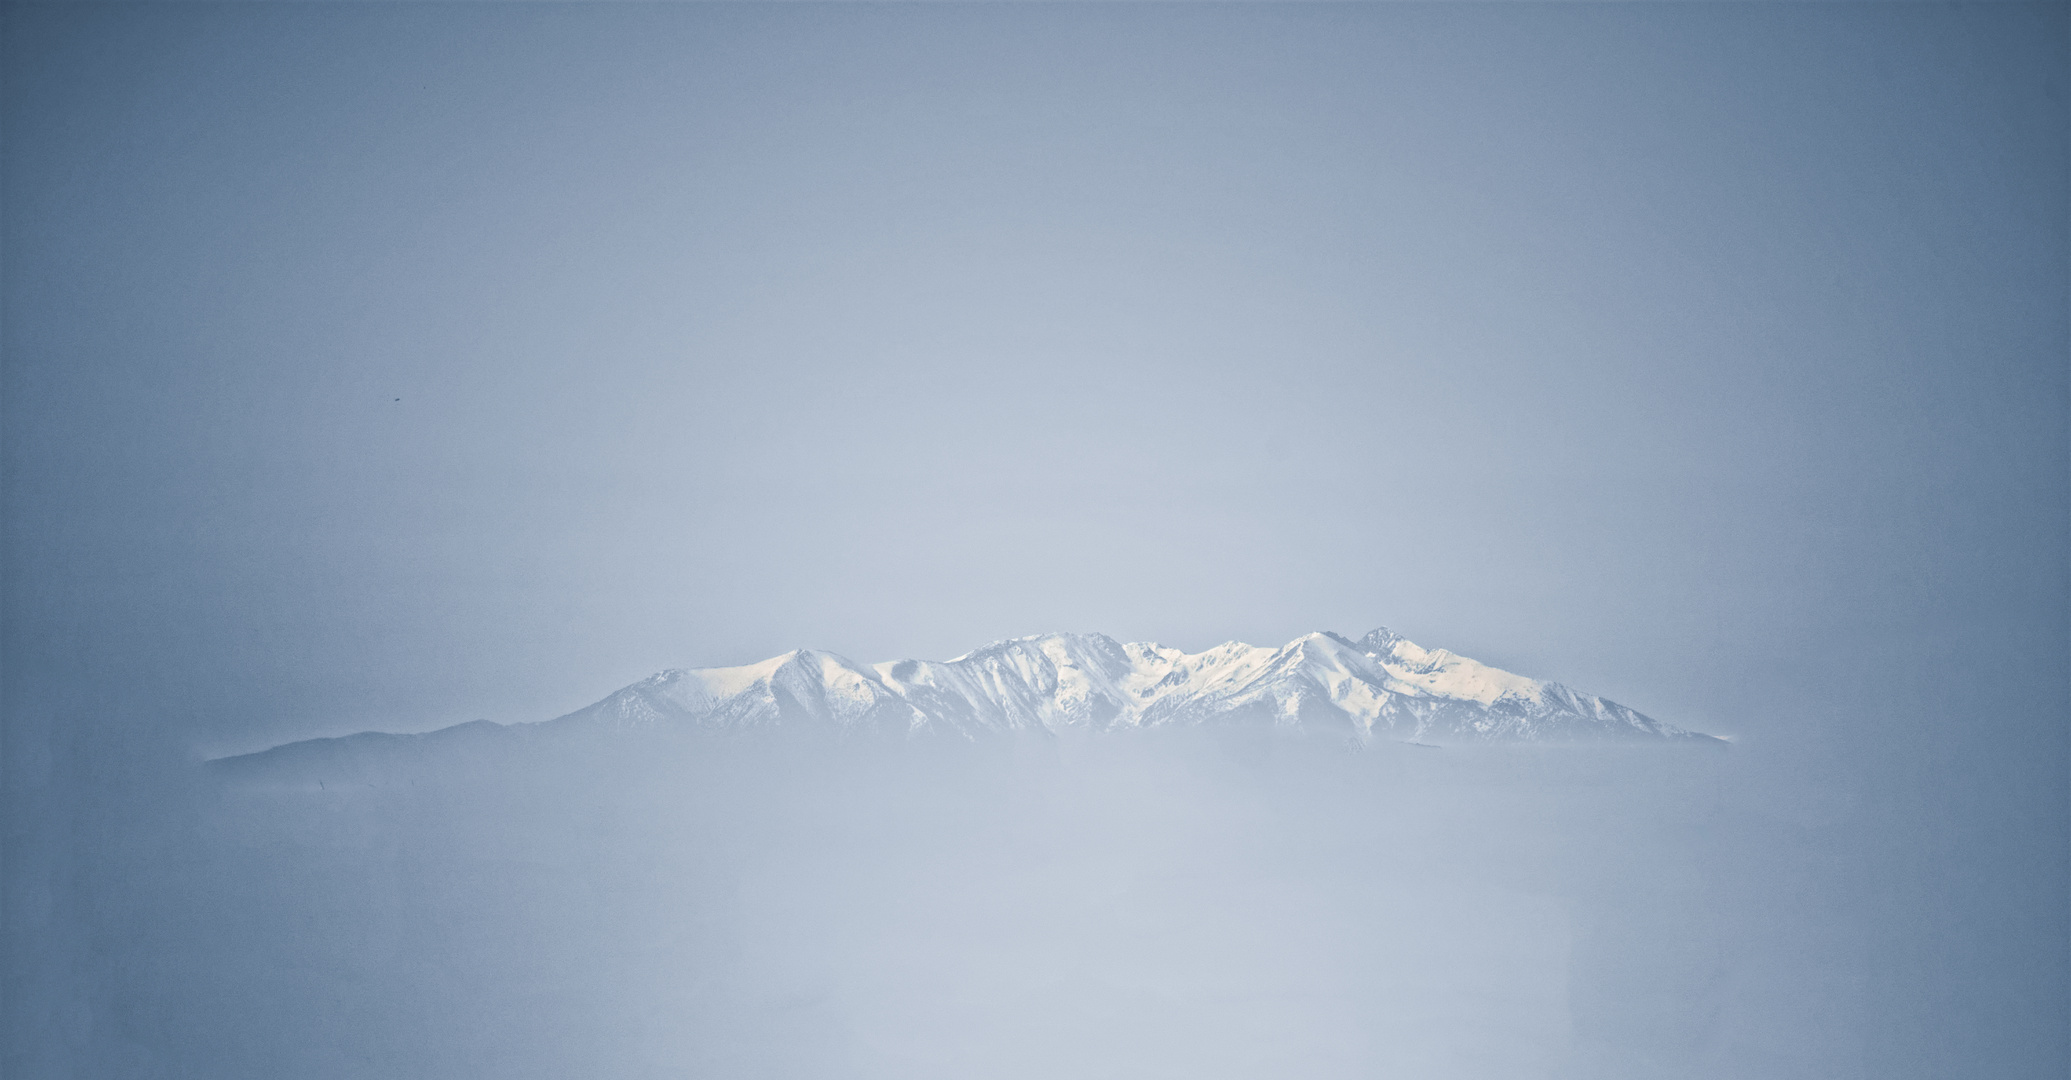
558,627,1713,743
223,628,1719,774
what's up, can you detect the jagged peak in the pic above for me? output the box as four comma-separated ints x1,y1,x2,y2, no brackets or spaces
1304,630,1369,652
1277,630,1367,658
233,618,1722,761
1358,626,1406,653
945,631,1124,664
505,623,1711,747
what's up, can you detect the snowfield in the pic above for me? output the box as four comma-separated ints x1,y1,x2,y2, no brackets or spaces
551,627,1716,744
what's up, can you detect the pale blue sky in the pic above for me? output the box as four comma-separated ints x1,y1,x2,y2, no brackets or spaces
4,5,2065,1077
9,5,2061,756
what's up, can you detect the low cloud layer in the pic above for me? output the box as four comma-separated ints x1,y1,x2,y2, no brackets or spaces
50,732,1863,1079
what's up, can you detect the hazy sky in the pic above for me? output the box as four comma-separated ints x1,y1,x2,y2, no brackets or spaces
4,6,2065,1079
6,4,2064,755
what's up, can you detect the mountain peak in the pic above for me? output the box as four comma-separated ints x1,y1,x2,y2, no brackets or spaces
1359,627,1405,654
538,626,1716,745
949,630,1122,660
223,626,1721,767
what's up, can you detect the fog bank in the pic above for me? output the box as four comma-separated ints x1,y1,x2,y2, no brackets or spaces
53,733,1875,1079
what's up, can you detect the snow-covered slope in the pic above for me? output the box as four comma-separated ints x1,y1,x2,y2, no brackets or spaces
550,627,1715,744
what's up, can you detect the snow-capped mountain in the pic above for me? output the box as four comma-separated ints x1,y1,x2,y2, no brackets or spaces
549,627,1714,744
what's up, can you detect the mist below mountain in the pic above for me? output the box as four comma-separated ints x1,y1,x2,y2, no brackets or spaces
73,727,1882,1080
